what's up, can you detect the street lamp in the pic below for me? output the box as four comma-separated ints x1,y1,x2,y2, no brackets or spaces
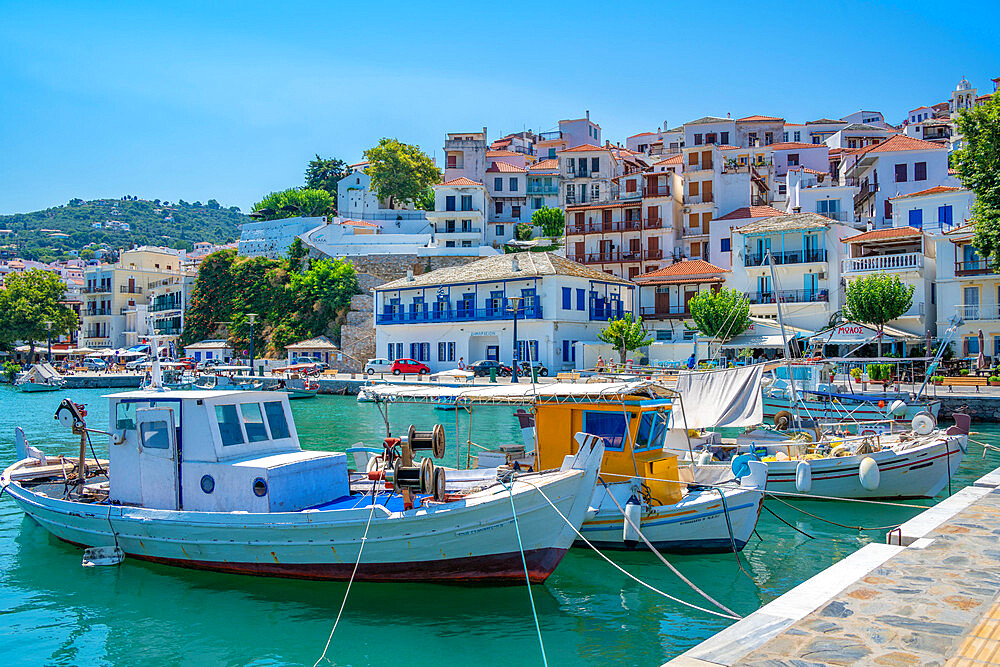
247,313,257,375
44,320,53,364
507,297,523,384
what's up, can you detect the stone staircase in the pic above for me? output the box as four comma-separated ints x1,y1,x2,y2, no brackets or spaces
338,273,377,367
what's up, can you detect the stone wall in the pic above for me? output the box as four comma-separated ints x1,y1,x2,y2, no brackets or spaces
939,395,1000,423
339,292,375,367
344,254,479,285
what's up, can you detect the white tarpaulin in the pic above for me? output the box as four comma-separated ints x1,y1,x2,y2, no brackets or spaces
669,364,764,429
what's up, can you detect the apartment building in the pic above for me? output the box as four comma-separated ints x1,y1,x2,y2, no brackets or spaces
729,212,853,332
888,186,973,233
526,159,560,220
373,252,633,372
841,227,936,337
935,224,1000,358
558,144,620,207
709,205,787,270
443,129,488,183
784,168,858,224
147,273,196,343
425,178,489,249
626,123,683,155
534,113,602,160
485,160,527,239
844,134,954,229
803,118,847,144
826,124,890,150
80,247,187,350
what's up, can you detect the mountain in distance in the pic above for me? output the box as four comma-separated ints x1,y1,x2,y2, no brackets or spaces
0,196,248,262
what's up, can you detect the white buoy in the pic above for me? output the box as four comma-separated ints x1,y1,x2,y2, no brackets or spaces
911,413,935,436
859,456,880,491
888,400,907,417
795,460,812,493
623,500,642,543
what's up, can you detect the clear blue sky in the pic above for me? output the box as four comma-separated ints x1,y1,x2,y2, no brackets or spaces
1,0,997,215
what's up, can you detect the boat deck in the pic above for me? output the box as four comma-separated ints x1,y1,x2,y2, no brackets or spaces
666,463,1000,666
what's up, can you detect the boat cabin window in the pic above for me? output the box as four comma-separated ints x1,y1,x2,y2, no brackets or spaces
139,420,171,449
116,402,137,431
215,404,245,446
264,401,290,440
240,403,269,443
583,411,627,451
636,412,667,452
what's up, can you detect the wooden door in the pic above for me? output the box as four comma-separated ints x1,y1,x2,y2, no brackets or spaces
648,236,659,260
574,241,584,261
702,180,713,203
655,288,669,315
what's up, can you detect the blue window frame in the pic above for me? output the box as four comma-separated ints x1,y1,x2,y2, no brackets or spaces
562,340,576,362
720,238,731,252
583,411,627,451
562,287,572,310
635,412,667,452
494,177,503,191
445,195,456,211
577,288,586,311
938,205,953,226
509,177,518,191
908,209,923,229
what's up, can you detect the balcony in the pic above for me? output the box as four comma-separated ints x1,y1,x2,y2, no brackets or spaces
842,252,923,274
644,248,663,261
744,249,827,267
853,181,878,209
85,307,112,316
956,259,996,276
747,290,829,305
722,163,750,174
956,303,1000,321
437,226,481,236
685,162,713,173
818,210,850,223
645,186,671,197
621,190,643,199
538,130,562,142
590,305,628,321
120,285,143,294
566,225,587,236
644,218,664,230
526,184,558,195
83,285,111,294
376,305,543,325
640,305,688,320
686,193,714,205
150,300,183,313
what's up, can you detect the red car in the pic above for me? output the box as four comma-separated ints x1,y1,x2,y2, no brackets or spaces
390,358,430,375
176,357,197,370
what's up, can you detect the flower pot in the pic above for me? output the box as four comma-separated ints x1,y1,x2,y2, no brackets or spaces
990,380,1000,387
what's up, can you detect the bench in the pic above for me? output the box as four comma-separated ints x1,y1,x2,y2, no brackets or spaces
555,371,581,382
941,375,988,392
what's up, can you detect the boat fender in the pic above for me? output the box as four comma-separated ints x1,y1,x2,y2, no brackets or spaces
741,460,768,489
366,455,383,474
731,453,758,479
696,450,713,466
774,410,793,430
911,412,935,436
859,457,880,491
795,460,812,493
623,496,642,544
888,400,907,417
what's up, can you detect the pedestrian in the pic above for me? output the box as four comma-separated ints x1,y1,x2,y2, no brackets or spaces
596,355,604,371
687,353,697,369
458,357,465,370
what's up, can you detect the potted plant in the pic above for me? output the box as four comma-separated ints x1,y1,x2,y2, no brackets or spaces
850,367,862,384
959,368,970,376
931,375,944,386
990,376,1000,387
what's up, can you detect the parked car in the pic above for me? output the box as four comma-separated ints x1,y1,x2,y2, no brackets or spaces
390,358,430,375
176,357,197,370
469,360,511,377
365,358,393,375
82,358,108,371
196,359,225,371
125,355,150,370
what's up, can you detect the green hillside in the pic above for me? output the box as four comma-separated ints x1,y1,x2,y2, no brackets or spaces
0,197,247,262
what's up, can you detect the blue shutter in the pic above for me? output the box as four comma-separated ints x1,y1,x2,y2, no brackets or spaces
562,287,571,309
908,209,923,229
576,288,585,310
939,205,953,226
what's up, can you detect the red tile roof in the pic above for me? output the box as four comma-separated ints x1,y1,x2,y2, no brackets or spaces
889,185,963,200
486,160,527,173
857,133,946,155
529,159,559,172
736,115,785,122
842,226,921,244
629,131,658,138
559,143,609,153
768,141,825,151
486,150,521,157
715,205,786,221
339,219,380,228
715,144,741,150
653,155,683,166
439,177,483,187
635,259,727,283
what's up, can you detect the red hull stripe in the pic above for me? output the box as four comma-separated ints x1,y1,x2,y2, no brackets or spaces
767,449,957,483
59,538,566,584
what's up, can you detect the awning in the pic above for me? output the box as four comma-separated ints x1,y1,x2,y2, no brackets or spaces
720,334,794,349
808,321,922,345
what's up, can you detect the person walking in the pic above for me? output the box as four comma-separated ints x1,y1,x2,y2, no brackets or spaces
458,357,465,370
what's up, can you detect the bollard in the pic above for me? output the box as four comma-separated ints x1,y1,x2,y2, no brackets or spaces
531,367,539,382
489,367,497,383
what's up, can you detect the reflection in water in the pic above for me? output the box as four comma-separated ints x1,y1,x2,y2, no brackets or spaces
0,388,997,666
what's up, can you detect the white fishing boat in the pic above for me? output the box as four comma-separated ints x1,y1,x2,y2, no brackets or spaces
361,379,768,554
14,363,65,393
1,365,604,583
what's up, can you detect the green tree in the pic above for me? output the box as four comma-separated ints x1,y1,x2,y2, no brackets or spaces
688,288,751,349
0,270,79,362
531,207,564,237
251,188,335,221
515,222,533,241
843,273,914,356
305,155,350,198
285,237,309,272
953,95,1000,265
598,313,653,364
415,186,435,211
363,138,442,209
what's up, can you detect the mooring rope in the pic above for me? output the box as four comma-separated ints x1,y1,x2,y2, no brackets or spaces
521,479,741,621
313,483,379,667
764,493,911,532
505,481,547,667
597,479,741,617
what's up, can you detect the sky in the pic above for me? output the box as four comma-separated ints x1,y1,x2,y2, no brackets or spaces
1,0,998,215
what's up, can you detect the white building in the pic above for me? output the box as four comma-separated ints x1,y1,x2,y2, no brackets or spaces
785,168,858,224
425,178,489,249
373,252,634,372
444,129,489,183
238,216,327,258
709,204,787,270
888,185,974,233
485,160,527,242
526,159,560,222
934,223,1000,358
557,143,621,207
729,212,854,332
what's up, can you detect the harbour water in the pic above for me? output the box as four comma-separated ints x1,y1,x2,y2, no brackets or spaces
1,386,998,666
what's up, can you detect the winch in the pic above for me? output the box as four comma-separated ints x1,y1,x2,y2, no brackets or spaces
390,424,447,505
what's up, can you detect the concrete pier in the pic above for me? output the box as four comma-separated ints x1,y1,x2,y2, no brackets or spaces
667,465,1000,666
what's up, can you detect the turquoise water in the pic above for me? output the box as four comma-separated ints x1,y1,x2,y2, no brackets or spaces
1,386,997,666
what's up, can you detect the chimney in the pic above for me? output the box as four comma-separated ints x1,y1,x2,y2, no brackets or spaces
482,126,487,140
406,269,414,281
512,256,520,272
727,112,731,118
663,120,668,132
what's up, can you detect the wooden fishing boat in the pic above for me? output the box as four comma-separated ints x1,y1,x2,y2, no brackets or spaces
14,363,65,393
2,373,604,583
361,381,767,554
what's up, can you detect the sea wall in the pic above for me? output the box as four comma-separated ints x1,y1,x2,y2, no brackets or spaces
939,395,1000,423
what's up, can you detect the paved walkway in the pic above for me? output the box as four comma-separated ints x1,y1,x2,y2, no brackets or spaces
668,466,1000,666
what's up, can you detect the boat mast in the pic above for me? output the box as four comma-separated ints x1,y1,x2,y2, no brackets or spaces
766,251,799,410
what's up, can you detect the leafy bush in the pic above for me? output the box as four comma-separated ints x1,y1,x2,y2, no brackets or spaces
959,368,970,376
850,367,862,379
515,223,533,241
930,375,944,383
865,363,895,381
989,376,1000,383
531,207,564,237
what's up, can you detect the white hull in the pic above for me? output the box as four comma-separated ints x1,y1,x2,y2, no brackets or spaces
2,445,602,583
14,382,63,393
762,395,941,425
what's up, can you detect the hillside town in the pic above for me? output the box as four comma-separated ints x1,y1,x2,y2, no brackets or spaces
2,75,998,374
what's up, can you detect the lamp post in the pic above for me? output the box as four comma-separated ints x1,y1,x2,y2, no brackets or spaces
44,320,53,364
507,296,523,383
247,313,257,375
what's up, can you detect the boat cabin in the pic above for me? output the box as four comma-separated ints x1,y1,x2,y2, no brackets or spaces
107,389,348,512
533,398,682,505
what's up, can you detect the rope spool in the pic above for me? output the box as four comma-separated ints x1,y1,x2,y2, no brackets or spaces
774,410,792,430
392,459,422,491
433,467,447,502
407,424,446,459
419,457,435,493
